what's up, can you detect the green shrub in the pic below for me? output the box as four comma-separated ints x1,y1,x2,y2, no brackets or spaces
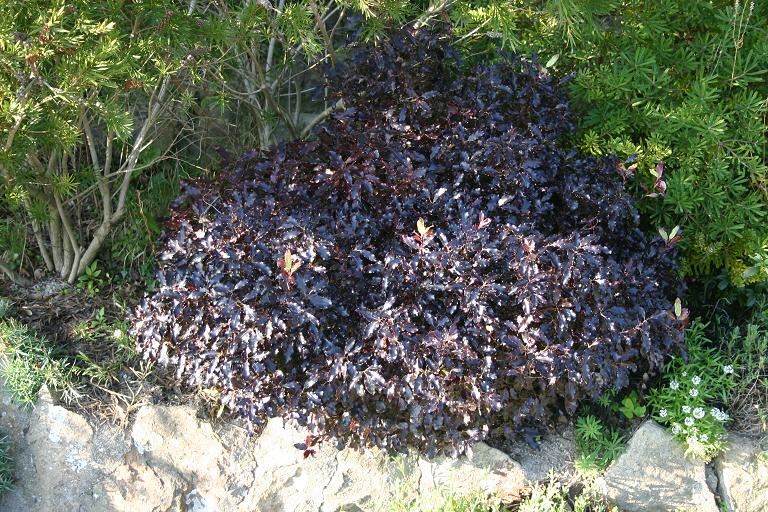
0,0,217,284
570,1,767,285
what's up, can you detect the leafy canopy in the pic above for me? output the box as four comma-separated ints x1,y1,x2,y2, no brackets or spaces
132,28,685,456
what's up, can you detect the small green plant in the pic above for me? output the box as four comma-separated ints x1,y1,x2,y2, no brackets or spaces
0,298,12,319
0,431,11,499
71,307,136,389
518,474,615,512
518,478,570,512
648,320,736,461
76,262,105,296
595,388,617,409
575,415,603,442
387,455,508,512
617,391,647,420
574,415,626,474
720,307,768,436
0,319,77,405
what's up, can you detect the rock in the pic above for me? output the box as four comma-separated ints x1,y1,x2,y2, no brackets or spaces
0,386,126,512
111,407,528,511
598,420,717,512
101,404,260,511
1,390,529,512
503,427,577,482
243,417,529,511
419,443,529,499
715,434,768,512
705,464,718,494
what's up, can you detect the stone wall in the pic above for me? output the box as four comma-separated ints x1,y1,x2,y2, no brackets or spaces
1,383,765,512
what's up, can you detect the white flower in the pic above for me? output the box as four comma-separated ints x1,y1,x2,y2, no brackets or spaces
693,407,705,419
671,425,682,435
113,329,123,339
689,388,699,398
691,375,701,385
682,371,688,377
700,433,709,442
684,417,695,427
670,380,680,390
682,405,692,414
659,409,668,418
723,365,734,375
710,407,730,422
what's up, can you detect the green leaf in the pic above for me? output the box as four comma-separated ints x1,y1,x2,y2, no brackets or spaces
742,266,760,279
545,53,560,68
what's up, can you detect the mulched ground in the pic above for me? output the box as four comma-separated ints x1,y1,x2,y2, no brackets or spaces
0,278,215,427
1,279,104,343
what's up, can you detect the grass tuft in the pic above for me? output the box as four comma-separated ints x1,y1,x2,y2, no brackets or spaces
0,432,12,498
0,319,78,406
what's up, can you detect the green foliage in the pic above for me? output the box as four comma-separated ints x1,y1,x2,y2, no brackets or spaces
617,391,646,420
0,319,77,405
76,261,105,296
0,216,25,273
720,307,768,435
0,431,11,499
0,298,12,319
518,479,570,512
389,493,508,512
648,320,736,461
519,476,615,512
574,415,625,474
574,1,768,283
70,306,137,389
0,0,209,281
387,468,616,511
387,455,509,512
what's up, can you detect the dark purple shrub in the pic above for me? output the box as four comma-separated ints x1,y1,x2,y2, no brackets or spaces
131,28,684,456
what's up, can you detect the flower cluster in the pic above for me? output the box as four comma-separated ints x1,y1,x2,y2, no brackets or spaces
648,321,736,461
132,28,685,456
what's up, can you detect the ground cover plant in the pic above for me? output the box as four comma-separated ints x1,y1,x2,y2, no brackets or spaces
0,317,78,405
573,414,625,474
719,305,768,438
0,289,153,426
648,320,736,461
132,27,685,456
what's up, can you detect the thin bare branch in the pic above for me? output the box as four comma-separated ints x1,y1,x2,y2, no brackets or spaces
0,257,30,286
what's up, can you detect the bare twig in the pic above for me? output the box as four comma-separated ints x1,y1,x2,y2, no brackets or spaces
0,257,29,286
300,98,344,138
